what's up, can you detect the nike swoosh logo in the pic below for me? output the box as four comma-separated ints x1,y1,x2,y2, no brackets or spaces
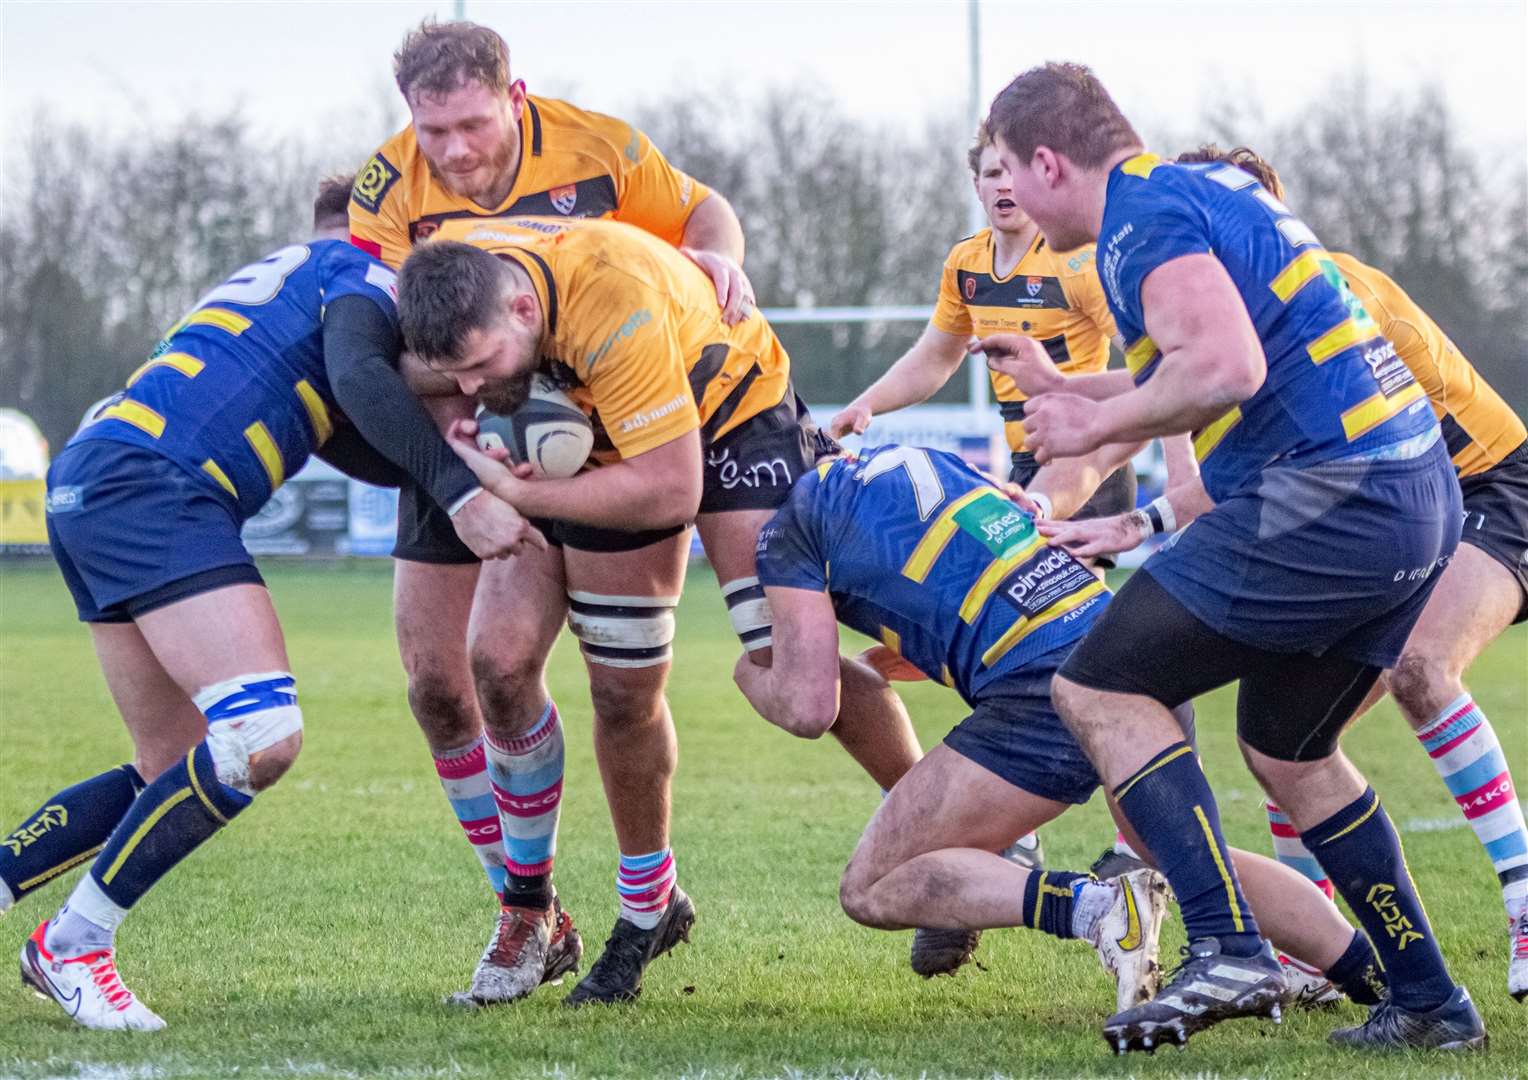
27,949,83,1016
1116,880,1143,952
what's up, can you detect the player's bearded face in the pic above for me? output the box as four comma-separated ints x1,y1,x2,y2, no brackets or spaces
412,81,521,203
476,373,533,415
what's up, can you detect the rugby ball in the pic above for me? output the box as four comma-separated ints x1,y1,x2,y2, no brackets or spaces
475,376,594,480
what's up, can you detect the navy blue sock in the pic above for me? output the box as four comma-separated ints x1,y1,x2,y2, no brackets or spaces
0,764,144,901
1112,742,1261,955
90,743,251,910
1325,928,1384,1006
1301,787,1454,1012
1020,870,1089,939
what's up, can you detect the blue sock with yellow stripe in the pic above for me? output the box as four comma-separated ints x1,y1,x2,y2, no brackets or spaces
86,741,252,913
1112,742,1261,956
1020,869,1088,938
0,764,144,906
1300,786,1454,1011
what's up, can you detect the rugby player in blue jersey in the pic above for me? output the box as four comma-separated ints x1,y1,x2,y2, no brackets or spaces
0,179,539,1030
736,444,1384,1024
980,64,1483,1052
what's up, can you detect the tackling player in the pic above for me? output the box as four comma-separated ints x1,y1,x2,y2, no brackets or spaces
0,181,537,1029
347,18,780,1008
734,444,1383,1023
983,63,1482,1052
1045,144,1528,1004
395,213,906,1005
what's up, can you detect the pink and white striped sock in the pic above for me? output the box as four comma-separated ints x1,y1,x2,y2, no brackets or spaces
485,702,564,885
432,736,507,896
617,849,676,930
1417,694,1528,910
1265,801,1335,900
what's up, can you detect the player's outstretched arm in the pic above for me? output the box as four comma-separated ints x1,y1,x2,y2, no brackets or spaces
733,586,841,738
828,324,970,438
1039,471,1214,558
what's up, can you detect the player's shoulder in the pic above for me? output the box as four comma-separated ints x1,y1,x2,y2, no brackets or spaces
1328,250,1399,305
350,126,418,219
944,229,991,269
528,95,642,169
1042,238,1102,281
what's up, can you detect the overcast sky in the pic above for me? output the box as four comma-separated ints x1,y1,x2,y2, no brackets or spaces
2,1,1524,166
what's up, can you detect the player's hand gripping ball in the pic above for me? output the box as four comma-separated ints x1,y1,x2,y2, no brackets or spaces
474,375,594,480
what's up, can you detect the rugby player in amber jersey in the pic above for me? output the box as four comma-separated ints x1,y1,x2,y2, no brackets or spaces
1042,144,1528,1006
344,19,856,1010
982,64,1482,1052
393,214,918,1007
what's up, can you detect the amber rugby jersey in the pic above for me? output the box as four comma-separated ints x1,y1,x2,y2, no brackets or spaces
1329,252,1524,478
430,216,791,462
931,229,1117,452
350,95,710,270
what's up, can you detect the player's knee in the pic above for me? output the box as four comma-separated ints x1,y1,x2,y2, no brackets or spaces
588,670,668,731
405,669,479,747
566,590,677,672
195,672,304,798
721,577,773,653
469,649,546,735
247,730,303,791
838,863,883,927
1387,651,1456,718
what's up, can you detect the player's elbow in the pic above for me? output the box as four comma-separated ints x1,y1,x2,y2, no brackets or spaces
642,473,701,529
776,683,837,739
1201,345,1265,407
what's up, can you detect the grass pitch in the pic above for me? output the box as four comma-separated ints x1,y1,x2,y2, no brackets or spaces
1,560,1524,1079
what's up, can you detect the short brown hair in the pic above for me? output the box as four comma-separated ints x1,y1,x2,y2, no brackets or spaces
986,62,1141,170
393,19,511,103
966,122,991,176
313,173,354,230
1175,144,1286,201
398,240,508,361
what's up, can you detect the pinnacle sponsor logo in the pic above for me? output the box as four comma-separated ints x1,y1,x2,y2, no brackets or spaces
4,804,68,856
586,309,653,371
1366,882,1425,950
1006,549,1072,605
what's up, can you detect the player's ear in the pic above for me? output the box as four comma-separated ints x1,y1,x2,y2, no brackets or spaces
507,287,540,333
1033,146,1062,186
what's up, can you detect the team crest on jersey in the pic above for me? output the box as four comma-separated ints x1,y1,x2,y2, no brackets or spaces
549,184,578,215
352,154,401,214
1026,276,1044,297
413,221,439,242
963,276,977,300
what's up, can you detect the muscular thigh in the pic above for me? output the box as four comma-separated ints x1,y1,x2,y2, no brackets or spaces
89,621,207,780
852,746,1068,883
394,559,480,688
563,532,690,702
466,542,569,670
1398,542,1520,673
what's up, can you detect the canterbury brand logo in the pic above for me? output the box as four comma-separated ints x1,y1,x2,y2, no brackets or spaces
1366,882,1424,950
1115,879,1143,951
4,805,68,856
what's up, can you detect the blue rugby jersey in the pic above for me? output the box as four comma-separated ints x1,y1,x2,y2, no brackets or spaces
1099,154,1436,501
71,240,399,521
755,445,1108,704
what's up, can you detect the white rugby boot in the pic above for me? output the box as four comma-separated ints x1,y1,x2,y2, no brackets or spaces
1084,867,1171,1013
20,920,165,1031
1278,952,1342,1007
